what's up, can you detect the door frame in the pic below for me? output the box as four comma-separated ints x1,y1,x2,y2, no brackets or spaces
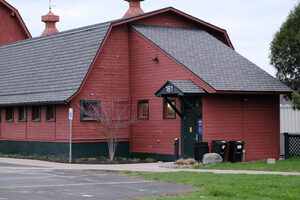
180,96,203,158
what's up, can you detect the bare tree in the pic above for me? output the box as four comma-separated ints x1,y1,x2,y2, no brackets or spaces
79,99,138,160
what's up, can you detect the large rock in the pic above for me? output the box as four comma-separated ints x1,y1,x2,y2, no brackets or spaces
202,153,223,166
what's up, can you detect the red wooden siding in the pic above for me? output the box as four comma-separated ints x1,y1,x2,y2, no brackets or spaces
129,27,205,155
0,3,29,46
70,25,131,142
53,105,69,141
0,105,69,142
203,94,280,161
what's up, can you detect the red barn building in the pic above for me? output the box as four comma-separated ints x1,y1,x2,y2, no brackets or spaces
0,0,292,161
0,0,31,46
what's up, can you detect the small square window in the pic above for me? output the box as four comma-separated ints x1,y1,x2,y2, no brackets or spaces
18,106,27,122
46,105,56,122
5,107,14,122
163,99,176,119
31,106,41,122
80,100,101,121
138,100,149,120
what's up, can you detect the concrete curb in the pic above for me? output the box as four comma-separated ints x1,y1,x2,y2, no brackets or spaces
1,157,300,175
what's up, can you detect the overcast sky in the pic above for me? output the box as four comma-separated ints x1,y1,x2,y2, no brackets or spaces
6,0,299,76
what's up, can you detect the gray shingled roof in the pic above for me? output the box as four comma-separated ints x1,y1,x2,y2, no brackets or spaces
0,9,292,106
0,22,111,106
132,25,292,92
169,80,206,94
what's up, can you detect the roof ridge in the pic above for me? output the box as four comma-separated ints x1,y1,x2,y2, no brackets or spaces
0,21,111,49
131,24,204,31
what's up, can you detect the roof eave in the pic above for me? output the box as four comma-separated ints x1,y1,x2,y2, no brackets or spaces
0,100,66,107
215,90,293,95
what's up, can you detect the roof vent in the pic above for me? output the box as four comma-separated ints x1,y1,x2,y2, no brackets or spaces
123,0,144,18
41,8,59,36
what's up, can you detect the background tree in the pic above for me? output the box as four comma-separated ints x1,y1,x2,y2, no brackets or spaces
270,2,300,109
80,99,138,160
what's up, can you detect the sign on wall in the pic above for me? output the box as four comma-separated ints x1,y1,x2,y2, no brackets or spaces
165,85,174,93
69,108,73,120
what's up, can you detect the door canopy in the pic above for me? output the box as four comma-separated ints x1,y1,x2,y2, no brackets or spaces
155,80,206,98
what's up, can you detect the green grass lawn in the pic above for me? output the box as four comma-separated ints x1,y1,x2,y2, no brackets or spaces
192,157,300,172
124,171,300,200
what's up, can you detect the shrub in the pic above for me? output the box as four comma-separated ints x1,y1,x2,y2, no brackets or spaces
174,158,198,165
185,158,198,165
174,159,185,165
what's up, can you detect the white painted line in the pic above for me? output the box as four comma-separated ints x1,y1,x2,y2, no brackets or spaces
82,194,93,197
0,180,155,189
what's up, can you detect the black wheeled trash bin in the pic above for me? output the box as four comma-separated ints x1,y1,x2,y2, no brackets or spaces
229,141,245,163
194,142,209,162
212,140,228,162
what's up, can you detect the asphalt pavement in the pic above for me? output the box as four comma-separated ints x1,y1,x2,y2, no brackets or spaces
0,162,198,200
1,157,300,199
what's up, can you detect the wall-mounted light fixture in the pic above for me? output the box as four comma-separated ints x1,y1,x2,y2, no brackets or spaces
242,97,248,101
152,56,159,63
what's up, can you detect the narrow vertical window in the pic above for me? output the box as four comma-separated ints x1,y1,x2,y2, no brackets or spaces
138,100,149,120
18,106,27,122
0,108,1,122
163,99,176,119
31,106,41,122
46,105,56,122
80,100,101,121
5,107,14,122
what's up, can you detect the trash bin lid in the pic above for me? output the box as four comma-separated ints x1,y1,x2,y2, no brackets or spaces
229,140,245,145
212,140,227,144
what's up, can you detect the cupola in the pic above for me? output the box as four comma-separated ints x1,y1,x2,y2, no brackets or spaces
41,8,59,36
123,0,144,18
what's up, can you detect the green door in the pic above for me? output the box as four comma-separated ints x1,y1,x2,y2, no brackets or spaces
182,97,202,158
183,111,198,158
